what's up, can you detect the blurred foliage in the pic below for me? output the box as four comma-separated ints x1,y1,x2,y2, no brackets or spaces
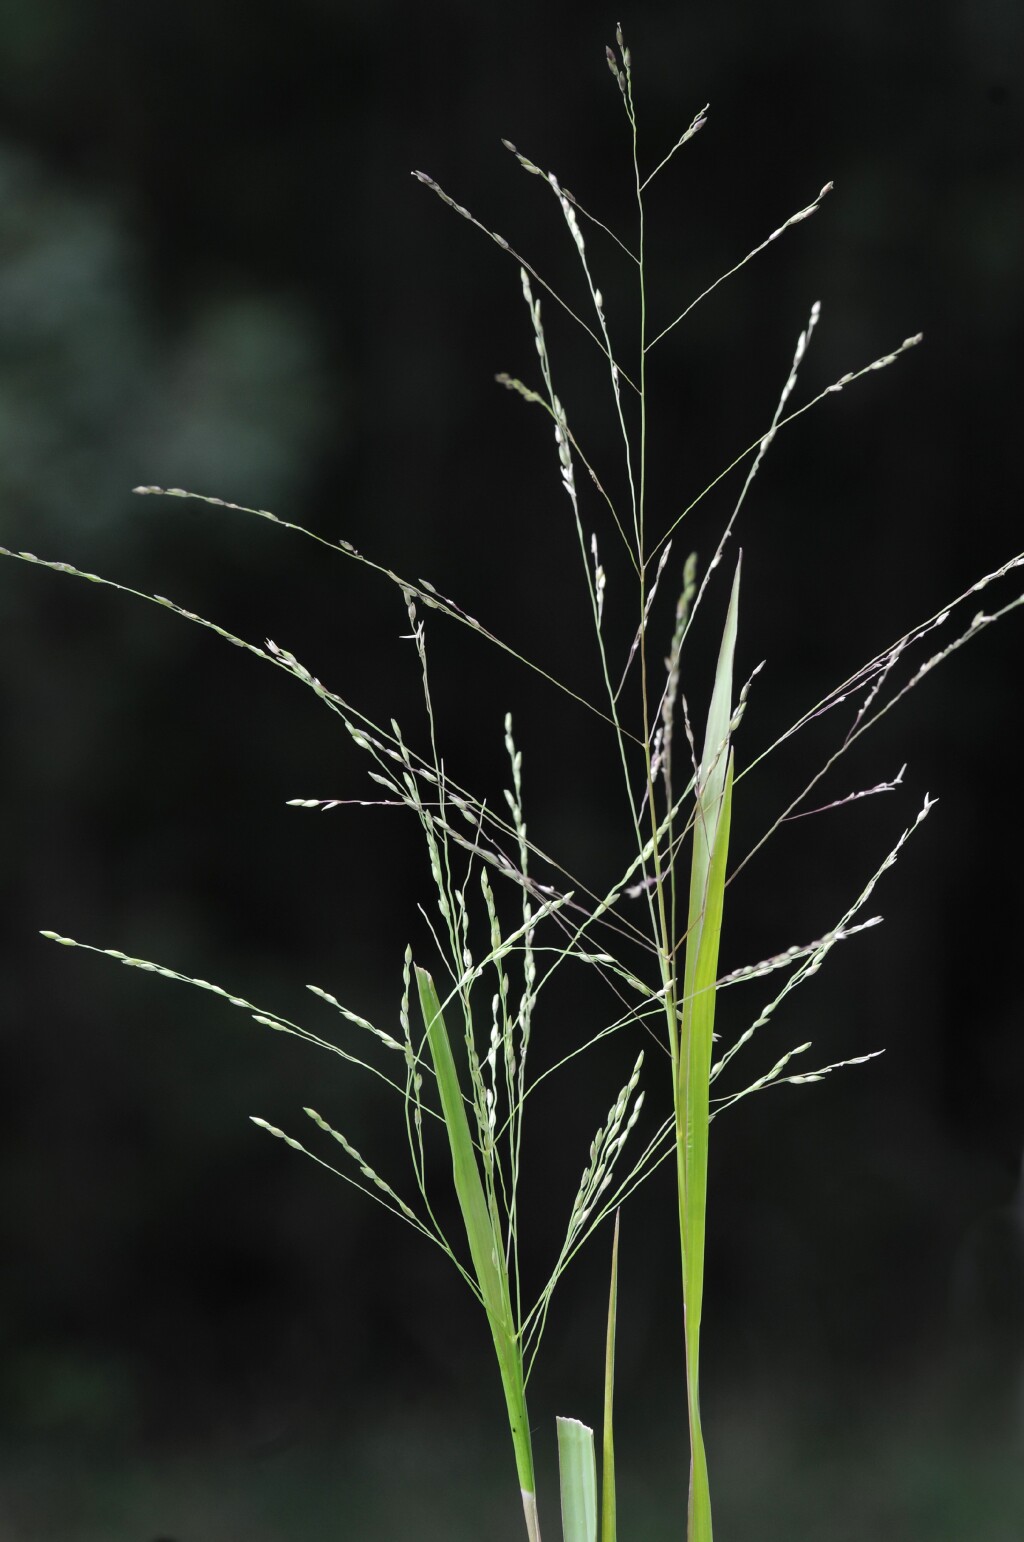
0,144,335,542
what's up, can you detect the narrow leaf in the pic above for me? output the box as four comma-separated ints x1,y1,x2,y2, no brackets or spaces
676,556,741,1542
416,967,539,1535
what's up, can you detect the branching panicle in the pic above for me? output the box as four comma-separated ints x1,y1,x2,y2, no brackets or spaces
4,29,1020,1542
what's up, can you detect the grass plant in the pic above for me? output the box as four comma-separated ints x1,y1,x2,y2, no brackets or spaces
3,25,1022,1542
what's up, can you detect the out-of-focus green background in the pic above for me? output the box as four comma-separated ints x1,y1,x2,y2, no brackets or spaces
1,1,1022,1537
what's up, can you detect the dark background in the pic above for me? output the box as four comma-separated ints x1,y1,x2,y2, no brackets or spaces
1,1,1022,1538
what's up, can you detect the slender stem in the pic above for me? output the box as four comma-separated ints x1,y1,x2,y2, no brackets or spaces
622,47,711,1542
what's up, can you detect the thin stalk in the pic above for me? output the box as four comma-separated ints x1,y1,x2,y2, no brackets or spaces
602,1212,621,1542
620,37,716,1540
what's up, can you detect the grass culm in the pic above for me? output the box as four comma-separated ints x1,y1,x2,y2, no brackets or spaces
3,26,1022,1542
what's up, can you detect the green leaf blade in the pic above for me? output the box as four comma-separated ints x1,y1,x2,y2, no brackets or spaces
557,1417,597,1542
676,557,741,1542
415,966,538,1533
